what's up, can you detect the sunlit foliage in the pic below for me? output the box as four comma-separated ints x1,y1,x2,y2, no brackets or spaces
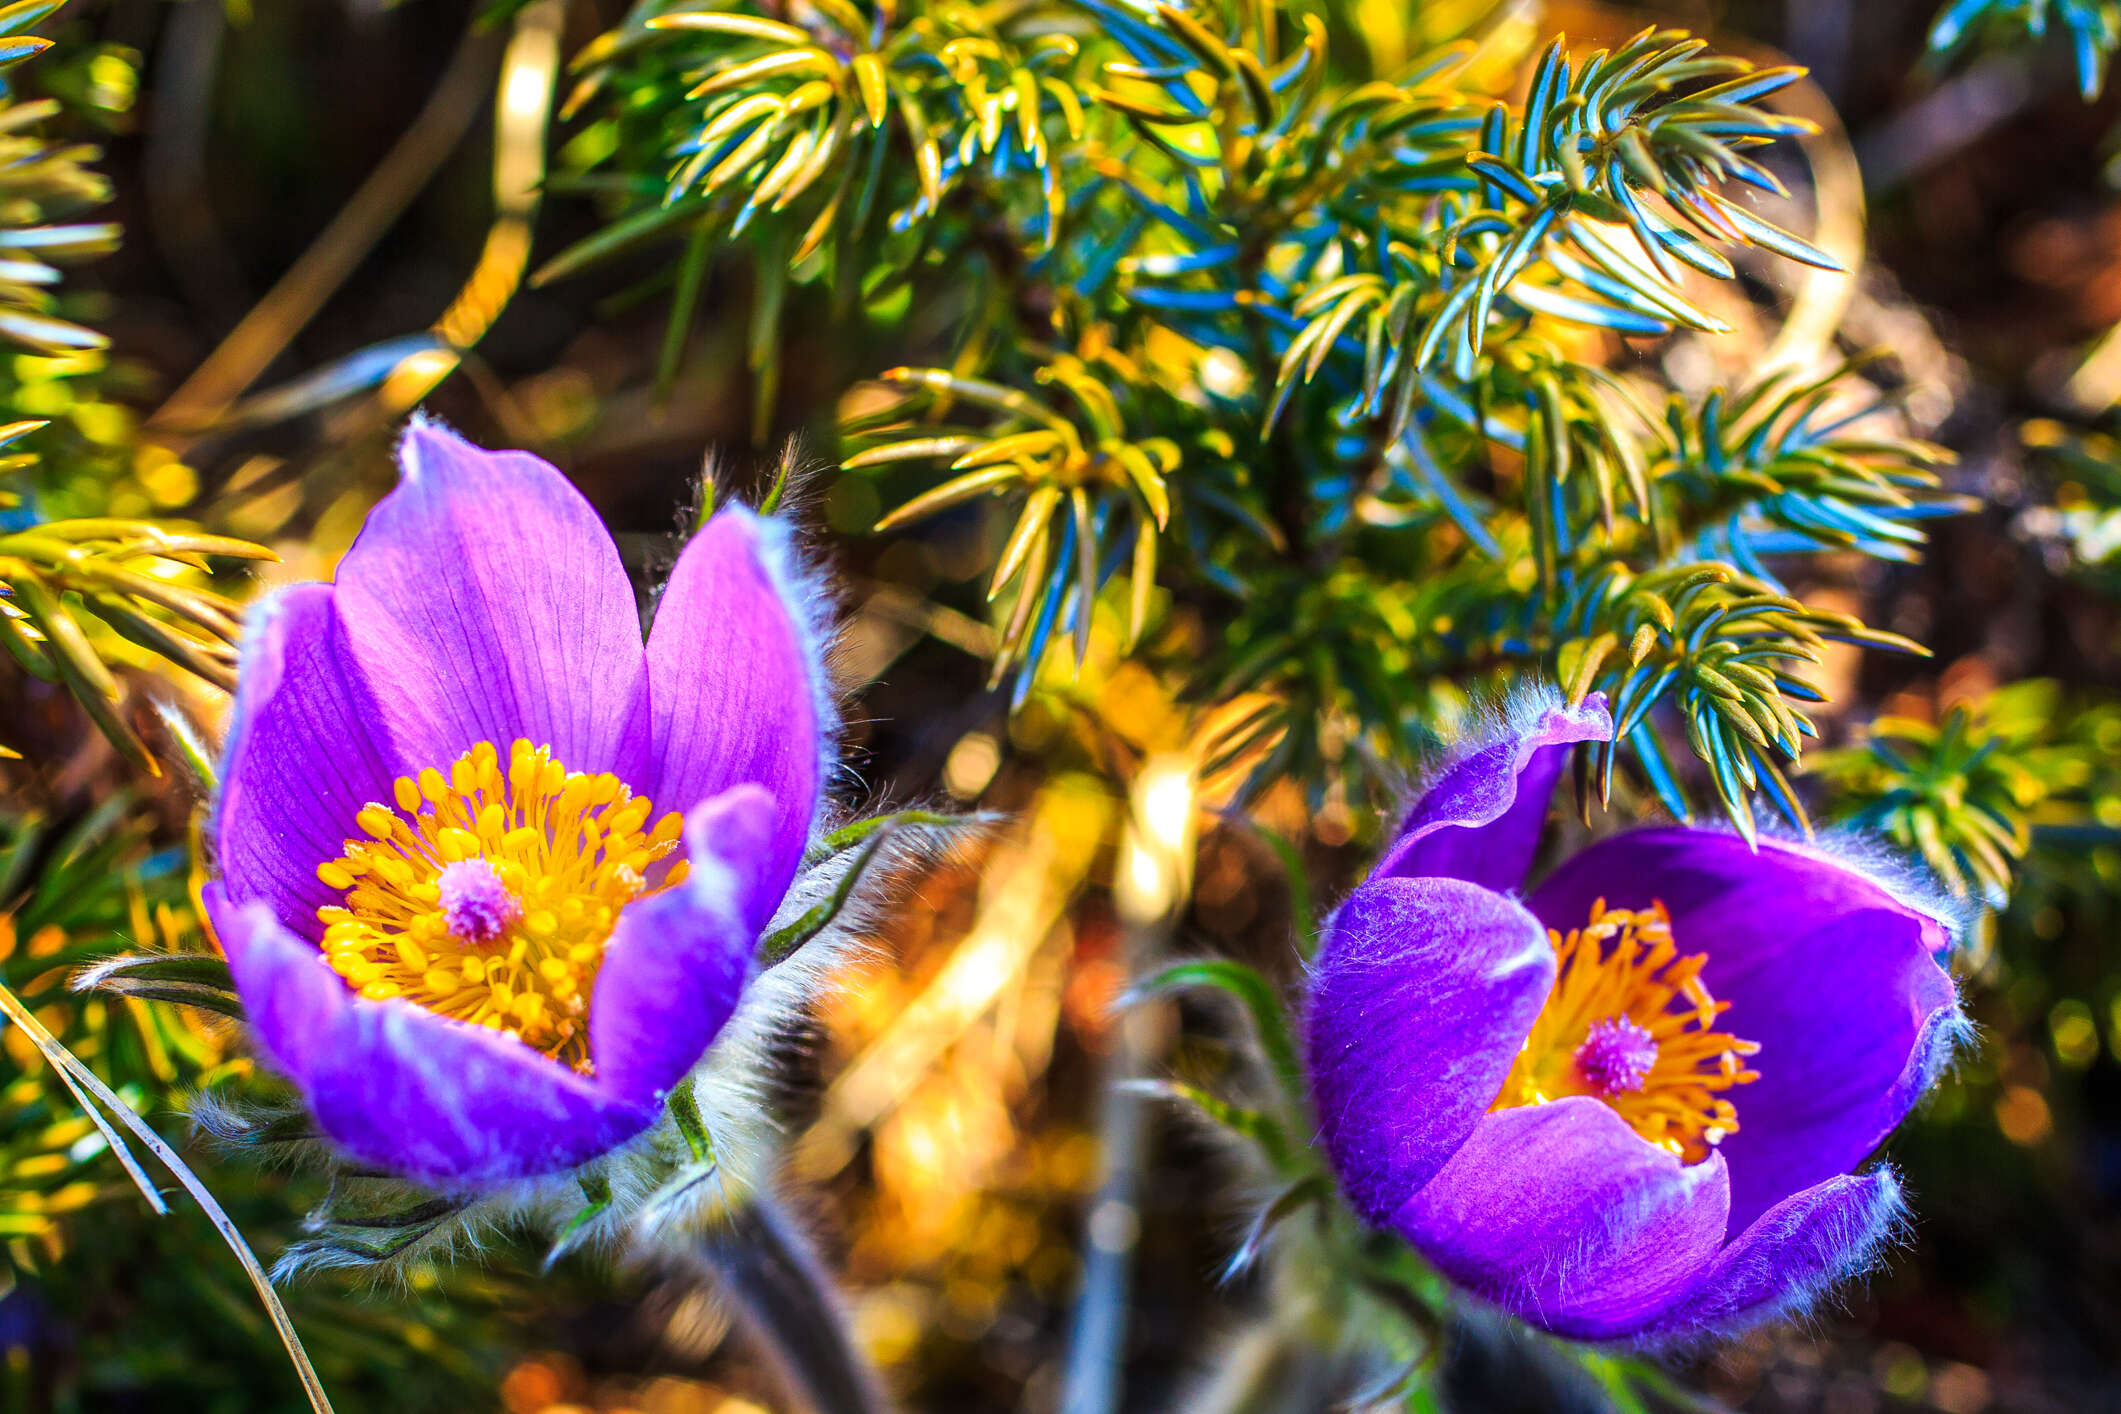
555,1,1961,839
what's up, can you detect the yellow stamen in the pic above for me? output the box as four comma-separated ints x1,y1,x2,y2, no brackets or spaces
311,739,689,1074
1490,899,1761,1163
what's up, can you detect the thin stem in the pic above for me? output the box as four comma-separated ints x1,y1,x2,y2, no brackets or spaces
1059,905,1179,1414
683,1194,895,1414
1056,1021,1152,1414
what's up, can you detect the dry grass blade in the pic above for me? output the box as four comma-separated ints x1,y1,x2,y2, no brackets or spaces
0,978,336,1414
41,1045,169,1216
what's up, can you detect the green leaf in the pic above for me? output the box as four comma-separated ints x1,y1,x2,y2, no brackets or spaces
1124,1078,1292,1168
1121,959,1306,1115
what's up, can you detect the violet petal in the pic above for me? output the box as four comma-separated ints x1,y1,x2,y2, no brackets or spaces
587,785,777,1107
1641,1170,1905,1344
206,886,657,1186
1372,694,1612,893
331,419,649,782
1307,876,1557,1221
214,584,401,940
637,507,824,907
1392,1096,1732,1340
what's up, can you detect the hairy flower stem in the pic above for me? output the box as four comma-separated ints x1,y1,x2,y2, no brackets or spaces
685,1195,895,1414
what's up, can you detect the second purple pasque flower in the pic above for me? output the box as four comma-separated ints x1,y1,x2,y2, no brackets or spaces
1305,693,1965,1343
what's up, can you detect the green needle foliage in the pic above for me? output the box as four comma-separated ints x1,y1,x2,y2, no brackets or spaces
0,801,218,1250
0,509,271,769
0,0,118,360
1806,419,2121,913
1928,0,2121,100
0,6,269,768
1816,681,2121,909
550,0,1964,832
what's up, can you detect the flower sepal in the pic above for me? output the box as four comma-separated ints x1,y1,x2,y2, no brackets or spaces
539,1079,742,1273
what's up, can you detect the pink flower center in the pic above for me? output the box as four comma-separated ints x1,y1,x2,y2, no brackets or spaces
1489,899,1762,1163
437,858,519,942
1573,1017,1659,1096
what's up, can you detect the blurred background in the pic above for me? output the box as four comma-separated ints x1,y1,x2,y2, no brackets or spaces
6,0,2121,1410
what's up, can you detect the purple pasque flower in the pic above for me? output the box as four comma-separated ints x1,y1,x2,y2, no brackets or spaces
1305,692,1964,1344
204,419,832,1189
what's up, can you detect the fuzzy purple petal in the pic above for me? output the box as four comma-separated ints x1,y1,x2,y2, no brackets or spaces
1641,1170,1906,1344
206,885,657,1186
331,419,649,781
588,785,778,1107
214,584,400,940
638,507,825,903
1392,1097,1732,1340
203,881,359,1083
1372,694,1612,893
1307,877,1556,1221
1527,829,1960,1233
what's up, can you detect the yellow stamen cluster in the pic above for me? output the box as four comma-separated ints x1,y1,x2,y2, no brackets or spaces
1491,899,1762,1163
313,740,687,1073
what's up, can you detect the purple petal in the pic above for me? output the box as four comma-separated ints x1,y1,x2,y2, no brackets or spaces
1641,1170,1905,1344
1392,1097,1732,1340
204,880,360,1082
588,785,777,1107
1372,693,1612,893
332,419,649,782
206,885,657,1186
214,584,400,940
638,507,825,904
1527,829,1960,1233
1307,877,1556,1222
